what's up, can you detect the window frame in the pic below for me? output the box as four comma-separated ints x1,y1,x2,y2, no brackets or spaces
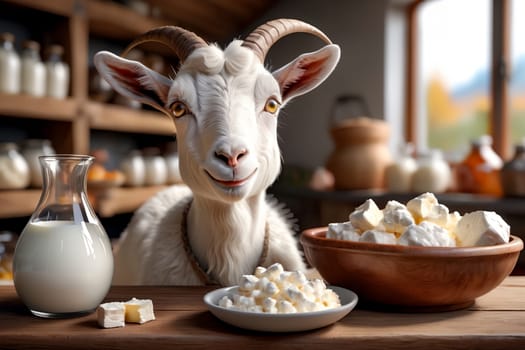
406,0,511,159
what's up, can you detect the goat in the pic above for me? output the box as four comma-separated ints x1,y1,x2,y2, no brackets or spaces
94,18,340,286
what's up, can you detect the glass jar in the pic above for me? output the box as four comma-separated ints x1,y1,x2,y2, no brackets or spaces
13,155,113,318
45,45,69,99
501,142,525,197
143,147,167,186
164,142,182,184
20,40,46,97
21,139,56,187
385,143,417,193
456,135,503,196
120,150,145,187
411,149,451,193
0,32,21,94
0,142,30,190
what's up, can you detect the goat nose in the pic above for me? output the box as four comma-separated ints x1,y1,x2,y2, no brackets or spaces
215,149,248,168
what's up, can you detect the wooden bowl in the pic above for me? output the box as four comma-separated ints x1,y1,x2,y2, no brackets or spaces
301,227,523,311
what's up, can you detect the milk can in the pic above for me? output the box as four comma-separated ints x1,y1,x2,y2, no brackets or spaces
13,155,113,318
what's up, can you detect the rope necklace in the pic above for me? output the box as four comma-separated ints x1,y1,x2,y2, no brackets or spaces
180,200,270,285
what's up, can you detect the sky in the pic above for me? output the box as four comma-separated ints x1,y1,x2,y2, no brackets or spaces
419,0,525,89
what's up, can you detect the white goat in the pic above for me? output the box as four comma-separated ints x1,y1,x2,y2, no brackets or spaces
94,18,340,286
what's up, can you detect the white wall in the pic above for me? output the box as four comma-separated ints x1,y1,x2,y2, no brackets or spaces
247,0,407,171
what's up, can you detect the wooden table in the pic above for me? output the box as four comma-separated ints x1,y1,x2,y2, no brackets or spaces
1,277,525,349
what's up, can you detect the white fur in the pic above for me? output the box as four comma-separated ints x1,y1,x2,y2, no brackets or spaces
95,31,340,286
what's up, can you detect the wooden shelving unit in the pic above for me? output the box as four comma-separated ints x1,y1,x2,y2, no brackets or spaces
91,185,168,218
0,0,180,220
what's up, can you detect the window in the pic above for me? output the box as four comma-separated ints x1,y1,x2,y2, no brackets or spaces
510,0,525,145
407,0,522,160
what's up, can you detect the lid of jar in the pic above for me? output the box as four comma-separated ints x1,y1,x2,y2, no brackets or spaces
472,135,493,147
0,142,18,152
22,40,40,51
0,32,15,43
46,44,64,57
142,147,161,156
22,139,52,148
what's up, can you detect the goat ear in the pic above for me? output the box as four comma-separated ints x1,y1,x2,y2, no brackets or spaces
94,51,172,115
272,44,340,104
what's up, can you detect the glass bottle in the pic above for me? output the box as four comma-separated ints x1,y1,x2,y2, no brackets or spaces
411,149,451,194
0,142,30,190
13,155,113,318
501,142,525,197
20,40,46,97
120,149,145,187
143,147,167,186
45,45,69,99
21,139,56,187
164,141,182,184
456,135,503,196
0,32,21,94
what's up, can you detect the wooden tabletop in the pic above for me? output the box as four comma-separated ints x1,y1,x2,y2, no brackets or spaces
1,277,525,349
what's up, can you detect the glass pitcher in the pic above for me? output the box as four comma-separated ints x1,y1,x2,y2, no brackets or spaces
13,155,113,318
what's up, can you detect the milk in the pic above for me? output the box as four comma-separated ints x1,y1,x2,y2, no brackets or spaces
13,220,114,316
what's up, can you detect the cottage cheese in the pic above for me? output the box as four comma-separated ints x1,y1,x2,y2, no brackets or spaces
327,192,510,247
218,263,341,313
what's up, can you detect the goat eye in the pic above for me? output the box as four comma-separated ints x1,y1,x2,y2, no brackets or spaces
264,98,280,114
171,102,188,118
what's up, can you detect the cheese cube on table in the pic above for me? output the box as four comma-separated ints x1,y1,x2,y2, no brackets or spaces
124,298,156,324
97,302,125,328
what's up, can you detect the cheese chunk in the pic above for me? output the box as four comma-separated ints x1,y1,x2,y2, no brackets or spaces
398,222,456,247
360,230,397,245
124,298,155,324
97,302,125,328
381,200,415,235
406,192,439,222
349,199,383,231
327,221,360,241
456,211,510,246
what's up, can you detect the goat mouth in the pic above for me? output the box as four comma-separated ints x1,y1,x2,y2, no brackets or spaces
206,169,257,188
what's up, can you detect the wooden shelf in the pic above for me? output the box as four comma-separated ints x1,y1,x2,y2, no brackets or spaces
0,189,40,218
0,94,78,122
85,102,175,135
90,185,170,218
0,185,188,219
3,0,76,17
86,0,171,41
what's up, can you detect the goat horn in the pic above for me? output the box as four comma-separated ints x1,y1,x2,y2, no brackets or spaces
241,18,333,62
121,26,208,62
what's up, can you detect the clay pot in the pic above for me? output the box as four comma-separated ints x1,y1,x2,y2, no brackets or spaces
325,117,391,190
